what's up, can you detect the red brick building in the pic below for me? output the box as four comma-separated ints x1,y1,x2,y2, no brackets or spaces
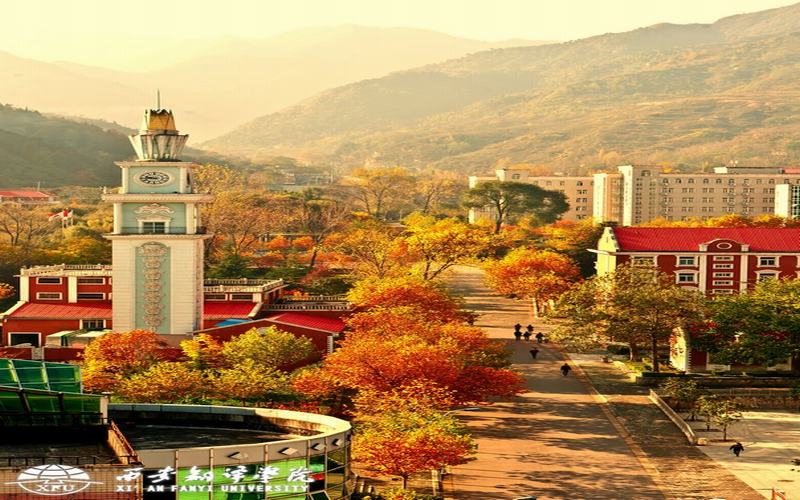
592,227,800,294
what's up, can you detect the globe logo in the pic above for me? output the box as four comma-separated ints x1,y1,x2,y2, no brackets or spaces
7,464,101,496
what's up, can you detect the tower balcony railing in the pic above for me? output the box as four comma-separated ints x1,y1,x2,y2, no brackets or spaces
116,226,207,235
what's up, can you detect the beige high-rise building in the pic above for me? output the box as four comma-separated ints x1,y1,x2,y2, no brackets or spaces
594,165,800,225
468,164,800,227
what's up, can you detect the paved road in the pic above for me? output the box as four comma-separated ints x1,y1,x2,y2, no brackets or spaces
446,265,763,500
446,266,661,499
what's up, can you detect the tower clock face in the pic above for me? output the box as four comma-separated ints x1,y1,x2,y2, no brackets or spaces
137,171,171,185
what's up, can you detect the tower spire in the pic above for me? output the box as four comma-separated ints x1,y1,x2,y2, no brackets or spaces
157,89,161,110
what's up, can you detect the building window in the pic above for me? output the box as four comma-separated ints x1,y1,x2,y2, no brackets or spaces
712,289,734,295
8,333,40,347
687,178,695,184
713,263,734,269
716,179,723,184
36,292,62,300
80,319,106,331
230,293,253,301
703,178,710,184
77,277,105,285
141,221,167,234
77,293,105,300
512,174,520,180
713,255,734,261
631,256,655,266
677,256,696,267
36,277,62,285
205,293,226,301
713,280,734,286
713,272,734,278
758,256,777,267
758,272,778,282
677,273,697,283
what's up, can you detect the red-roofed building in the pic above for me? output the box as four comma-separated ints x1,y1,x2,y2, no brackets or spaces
193,312,347,359
592,226,800,294
0,190,57,204
0,264,286,349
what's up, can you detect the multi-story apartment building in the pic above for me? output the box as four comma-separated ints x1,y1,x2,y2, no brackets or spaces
594,165,800,225
774,182,800,219
468,167,594,223
469,164,800,227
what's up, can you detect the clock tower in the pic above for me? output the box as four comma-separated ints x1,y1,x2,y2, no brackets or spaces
103,109,213,335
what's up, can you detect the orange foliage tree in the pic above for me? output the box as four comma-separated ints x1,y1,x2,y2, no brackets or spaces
81,330,175,393
484,248,580,316
347,275,467,323
353,408,475,489
297,308,524,408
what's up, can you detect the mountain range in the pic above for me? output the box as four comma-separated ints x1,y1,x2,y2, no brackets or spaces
0,26,546,141
204,3,800,173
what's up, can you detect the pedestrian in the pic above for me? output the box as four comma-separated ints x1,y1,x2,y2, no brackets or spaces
529,348,539,359
729,442,744,457
522,331,531,342
514,330,522,341
535,332,544,343
526,324,534,334
514,323,522,333
560,363,572,376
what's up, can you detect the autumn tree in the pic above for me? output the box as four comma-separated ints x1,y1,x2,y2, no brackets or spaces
462,180,569,234
301,308,524,407
402,213,493,280
531,219,604,277
484,248,580,316
288,189,352,268
0,283,14,300
117,362,207,403
326,219,406,279
347,275,467,323
354,408,474,489
220,326,315,369
192,163,244,193
412,171,464,215
205,191,290,258
553,264,707,372
0,204,56,250
213,360,292,404
81,330,173,392
339,167,416,220
702,278,800,371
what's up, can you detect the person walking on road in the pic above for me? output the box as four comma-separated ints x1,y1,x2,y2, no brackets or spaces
529,348,539,359
526,324,534,335
560,363,572,376
535,332,544,343
514,330,522,341
514,323,522,333
522,331,531,342
730,442,744,457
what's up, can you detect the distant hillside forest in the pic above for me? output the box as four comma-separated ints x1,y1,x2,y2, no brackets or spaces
0,105,235,187
205,3,800,174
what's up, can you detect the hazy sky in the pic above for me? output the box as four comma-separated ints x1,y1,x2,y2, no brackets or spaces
4,0,795,70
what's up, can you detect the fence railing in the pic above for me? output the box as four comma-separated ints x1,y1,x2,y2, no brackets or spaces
281,294,347,302
117,226,207,235
265,303,352,311
22,264,112,276
107,420,141,465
